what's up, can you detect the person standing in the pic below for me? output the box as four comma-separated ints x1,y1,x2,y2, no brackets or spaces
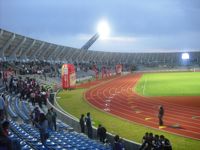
35,113,49,147
85,112,93,138
97,124,107,143
0,121,21,150
46,109,53,130
79,114,85,133
51,107,57,131
158,106,164,126
0,94,5,121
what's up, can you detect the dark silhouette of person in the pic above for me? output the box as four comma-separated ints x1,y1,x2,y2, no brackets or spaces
50,107,57,131
97,124,107,143
160,135,172,150
35,113,49,147
113,135,124,150
85,112,93,138
0,121,21,150
158,105,164,126
79,114,85,133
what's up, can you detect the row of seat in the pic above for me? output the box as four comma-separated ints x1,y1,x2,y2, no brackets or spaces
4,91,111,149
6,95,18,119
14,97,30,123
8,120,112,150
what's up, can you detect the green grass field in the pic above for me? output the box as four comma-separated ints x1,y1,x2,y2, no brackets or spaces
135,72,200,96
57,87,200,150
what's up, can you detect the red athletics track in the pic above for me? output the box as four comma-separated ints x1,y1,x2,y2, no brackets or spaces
85,73,200,140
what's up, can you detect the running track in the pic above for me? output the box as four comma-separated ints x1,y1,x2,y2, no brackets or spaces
84,73,200,140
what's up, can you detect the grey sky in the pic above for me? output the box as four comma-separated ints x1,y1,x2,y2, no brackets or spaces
0,0,200,52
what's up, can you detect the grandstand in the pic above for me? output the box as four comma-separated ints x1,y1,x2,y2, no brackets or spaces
1,28,200,150
1,29,200,68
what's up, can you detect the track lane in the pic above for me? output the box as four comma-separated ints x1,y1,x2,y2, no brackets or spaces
85,73,200,140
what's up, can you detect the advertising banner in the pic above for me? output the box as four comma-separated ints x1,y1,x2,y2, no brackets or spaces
61,64,76,89
115,64,123,74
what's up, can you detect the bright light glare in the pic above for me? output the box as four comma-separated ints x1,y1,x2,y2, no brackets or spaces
182,53,189,60
97,20,110,38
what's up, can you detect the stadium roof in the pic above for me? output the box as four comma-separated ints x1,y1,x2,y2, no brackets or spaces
0,0,200,52
1,29,200,65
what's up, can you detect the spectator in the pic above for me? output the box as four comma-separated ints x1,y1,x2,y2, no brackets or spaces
79,114,85,133
46,109,53,130
0,120,12,150
142,132,149,143
50,107,57,131
0,94,5,121
139,132,154,150
140,133,172,150
30,91,36,106
97,124,107,143
49,89,54,105
160,135,172,150
35,113,49,147
30,107,40,126
0,121,21,150
113,135,124,150
152,134,161,150
85,112,93,138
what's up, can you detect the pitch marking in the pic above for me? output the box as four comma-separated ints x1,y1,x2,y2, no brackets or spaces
143,77,147,95
145,117,152,121
192,116,200,119
104,108,110,112
159,126,167,129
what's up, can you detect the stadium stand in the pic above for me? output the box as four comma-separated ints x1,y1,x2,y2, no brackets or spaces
1,28,200,149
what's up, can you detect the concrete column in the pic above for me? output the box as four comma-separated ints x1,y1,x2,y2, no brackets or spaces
0,33,15,59
54,47,66,61
0,29,3,37
38,43,52,60
9,37,26,60
47,45,60,60
31,42,45,60
21,40,36,60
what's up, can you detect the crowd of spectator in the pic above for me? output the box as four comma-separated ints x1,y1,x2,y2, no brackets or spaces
139,132,172,150
79,112,127,150
17,61,55,75
0,72,57,148
7,75,49,108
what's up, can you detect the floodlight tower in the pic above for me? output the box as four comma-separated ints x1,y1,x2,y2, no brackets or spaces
81,33,100,50
81,20,110,50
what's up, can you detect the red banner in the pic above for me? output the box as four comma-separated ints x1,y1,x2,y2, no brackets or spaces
61,64,76,89
115,64,123,74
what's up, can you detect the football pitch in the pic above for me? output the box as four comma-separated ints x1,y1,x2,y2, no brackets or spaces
135,72,200,96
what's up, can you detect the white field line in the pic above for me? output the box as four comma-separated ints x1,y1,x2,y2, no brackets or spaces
143,77,147,95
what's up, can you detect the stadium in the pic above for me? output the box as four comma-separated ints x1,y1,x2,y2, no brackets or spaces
1,1,200,150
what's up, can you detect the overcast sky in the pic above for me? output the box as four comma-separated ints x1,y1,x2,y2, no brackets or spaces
0,0,200,52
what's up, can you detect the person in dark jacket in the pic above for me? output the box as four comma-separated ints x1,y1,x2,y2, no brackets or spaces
79,114,85,133
35,113,49,147
50,107,57,131
85,112,93,138
97,124,107,143
158,105,164,126
0,121,21,150
113,135,124,150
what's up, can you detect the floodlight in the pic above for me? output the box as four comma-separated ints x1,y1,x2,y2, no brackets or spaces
182,53,189,60
97,20,110,38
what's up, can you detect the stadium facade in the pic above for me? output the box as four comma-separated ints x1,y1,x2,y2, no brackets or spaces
0,28,200,68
